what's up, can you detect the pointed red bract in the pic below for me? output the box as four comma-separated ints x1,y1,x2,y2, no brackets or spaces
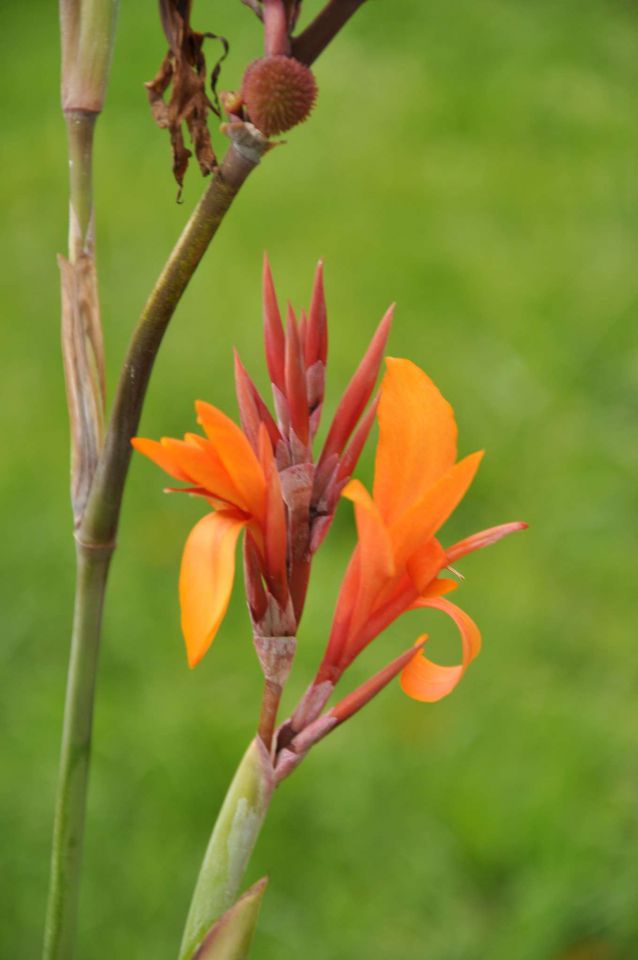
320,305,393,464
284,304,310,446
263,254,285,391
234,350,282,450
305,260,327,367
446,521,528,563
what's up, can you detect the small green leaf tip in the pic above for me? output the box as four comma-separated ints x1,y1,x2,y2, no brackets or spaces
192,878,269,960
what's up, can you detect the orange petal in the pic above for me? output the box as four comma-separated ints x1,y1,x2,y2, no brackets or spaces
400,597,481,702
374,358,458,524
405,538,447,593
179,511,246,668
161,437,245,509
421,578,458,599
195,401,266,520
342,479,396,631
391,451,484,566
131,437,191,483
341,480,395,596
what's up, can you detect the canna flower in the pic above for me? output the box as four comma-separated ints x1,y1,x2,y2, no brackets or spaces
132,257,393,680
316,357,526,702
281,357,526,761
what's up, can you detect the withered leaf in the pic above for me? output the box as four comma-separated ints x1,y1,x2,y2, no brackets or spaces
145,0,228,191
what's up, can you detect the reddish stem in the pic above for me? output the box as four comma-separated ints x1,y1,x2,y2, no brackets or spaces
258,679,283,748
292,0,369,66
263,0,290,56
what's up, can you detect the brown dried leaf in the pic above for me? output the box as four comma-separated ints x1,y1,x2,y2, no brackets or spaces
145,0,227,189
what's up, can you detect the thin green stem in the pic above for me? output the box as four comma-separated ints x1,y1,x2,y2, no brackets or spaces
43,543,113,960
65,110,97,259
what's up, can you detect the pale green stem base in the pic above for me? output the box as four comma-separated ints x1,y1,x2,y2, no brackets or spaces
43,543,112,960
179,739,275,960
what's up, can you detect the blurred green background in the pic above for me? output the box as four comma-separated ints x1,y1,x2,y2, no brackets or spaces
2,1,637,957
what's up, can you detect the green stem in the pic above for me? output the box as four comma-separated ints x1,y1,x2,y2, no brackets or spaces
65,110,97,259
179,739,274,960
43,543,113,960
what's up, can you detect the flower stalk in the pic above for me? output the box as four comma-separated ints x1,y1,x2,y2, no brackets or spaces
45,4,118,957
179,739,274,960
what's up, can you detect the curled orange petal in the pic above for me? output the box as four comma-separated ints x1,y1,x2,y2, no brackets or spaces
400,597,481,702
179,511,246,668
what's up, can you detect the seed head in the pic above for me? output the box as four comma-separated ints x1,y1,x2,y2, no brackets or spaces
241,55,317,137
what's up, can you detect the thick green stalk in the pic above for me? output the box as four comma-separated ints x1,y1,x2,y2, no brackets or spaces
43,543,113,960
179,739,274,960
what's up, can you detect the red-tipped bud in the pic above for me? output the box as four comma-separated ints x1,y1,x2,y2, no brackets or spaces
320,305,393,465
284,304,310,446
329,640,427,727
234,350,282,452
287,641,427,759
305,260,327,368
446,521,528,564
263,254,285,390
242,55,317,137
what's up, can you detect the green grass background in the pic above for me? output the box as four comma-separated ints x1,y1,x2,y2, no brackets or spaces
2,1,637,957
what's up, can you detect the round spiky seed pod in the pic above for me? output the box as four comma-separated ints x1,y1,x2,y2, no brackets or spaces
241,55,318,137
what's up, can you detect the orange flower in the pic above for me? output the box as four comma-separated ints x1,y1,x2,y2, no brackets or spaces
131,258,392,672
132,404,286,668
316,357,526,702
